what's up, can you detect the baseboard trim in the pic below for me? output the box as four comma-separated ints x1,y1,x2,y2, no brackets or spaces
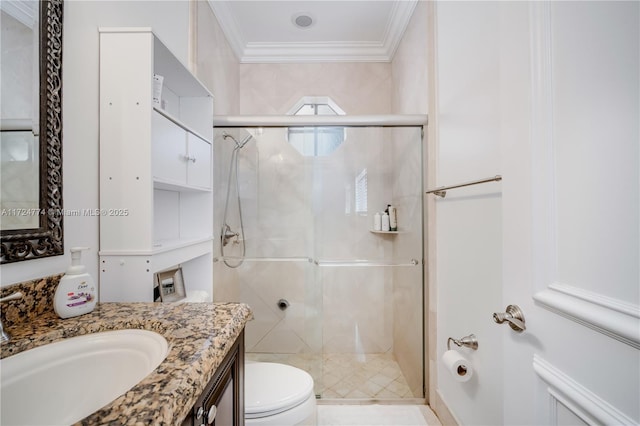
433,390,459,426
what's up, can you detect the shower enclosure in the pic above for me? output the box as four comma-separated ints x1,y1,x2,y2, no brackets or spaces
213,116,426,401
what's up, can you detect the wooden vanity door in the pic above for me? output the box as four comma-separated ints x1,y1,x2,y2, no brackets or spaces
182,331,244,426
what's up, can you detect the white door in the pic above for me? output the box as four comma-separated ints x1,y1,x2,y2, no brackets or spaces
501,2,639,424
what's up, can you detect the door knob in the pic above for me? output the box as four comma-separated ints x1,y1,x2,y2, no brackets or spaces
493,304,526,332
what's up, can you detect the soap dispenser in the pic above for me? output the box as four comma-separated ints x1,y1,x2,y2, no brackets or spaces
54,247,97,319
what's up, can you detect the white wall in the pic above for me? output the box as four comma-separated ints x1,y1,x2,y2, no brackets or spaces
431,2,503,424
1,1,190,287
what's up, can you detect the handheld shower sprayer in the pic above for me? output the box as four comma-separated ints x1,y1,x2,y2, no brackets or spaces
220,130,254,268
238,134,253,149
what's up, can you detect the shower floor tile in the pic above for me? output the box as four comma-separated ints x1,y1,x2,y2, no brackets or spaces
246,352,421,399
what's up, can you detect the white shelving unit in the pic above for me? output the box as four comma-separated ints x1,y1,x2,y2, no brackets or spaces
98,28,214,302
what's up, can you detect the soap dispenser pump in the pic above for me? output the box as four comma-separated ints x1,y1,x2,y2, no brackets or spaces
54,247,97,319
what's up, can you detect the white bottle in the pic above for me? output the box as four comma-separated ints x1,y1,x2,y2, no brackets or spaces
54,247,97,319
382,212,390,231
373,212,382,231
389,206,398,231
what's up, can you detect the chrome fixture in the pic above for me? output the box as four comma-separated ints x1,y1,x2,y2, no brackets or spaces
223,132,252,149
493,304,526,332
220,132,254,268
277,299,290,311
426,175,502,198
221,224,239,247
447,334,478,351
0,291,23,342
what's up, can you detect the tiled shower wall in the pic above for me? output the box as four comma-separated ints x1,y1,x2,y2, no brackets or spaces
390,1,430,400
233,62,400,359
195,1,242,304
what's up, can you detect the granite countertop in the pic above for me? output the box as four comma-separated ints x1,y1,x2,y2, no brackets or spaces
0,301,252,425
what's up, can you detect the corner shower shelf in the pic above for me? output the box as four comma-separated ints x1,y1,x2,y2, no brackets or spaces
370,229,401,235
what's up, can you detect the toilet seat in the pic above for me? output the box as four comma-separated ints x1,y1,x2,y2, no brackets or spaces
245,362,315,419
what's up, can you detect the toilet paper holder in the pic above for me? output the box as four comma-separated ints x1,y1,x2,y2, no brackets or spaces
447,334,478,351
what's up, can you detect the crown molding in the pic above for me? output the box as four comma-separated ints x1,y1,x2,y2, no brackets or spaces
207,0,418,63
241,41,391,63
382,0,418,61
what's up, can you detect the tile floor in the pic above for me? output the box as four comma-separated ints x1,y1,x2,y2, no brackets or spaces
246,352,421,399
317,404,441,426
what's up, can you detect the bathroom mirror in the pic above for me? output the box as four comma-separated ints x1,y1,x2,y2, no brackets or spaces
0,0,64,263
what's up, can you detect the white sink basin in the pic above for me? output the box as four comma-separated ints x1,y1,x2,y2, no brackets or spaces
1,329,168,425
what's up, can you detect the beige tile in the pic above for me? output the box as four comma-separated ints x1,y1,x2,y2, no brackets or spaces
248,352,420,400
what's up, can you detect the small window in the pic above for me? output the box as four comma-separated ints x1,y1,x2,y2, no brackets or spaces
287,97,345,157
355,168,368,214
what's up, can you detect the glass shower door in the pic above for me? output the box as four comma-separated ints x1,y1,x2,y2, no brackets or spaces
214,125,424,400
313,126,424,399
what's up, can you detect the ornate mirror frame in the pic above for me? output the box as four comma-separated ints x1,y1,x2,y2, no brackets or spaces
1,0,64,263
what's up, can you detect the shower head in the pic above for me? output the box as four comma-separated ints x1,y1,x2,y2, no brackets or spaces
223,132,253,149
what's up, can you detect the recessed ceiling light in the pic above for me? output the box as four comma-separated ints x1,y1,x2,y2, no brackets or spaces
292,13,314,29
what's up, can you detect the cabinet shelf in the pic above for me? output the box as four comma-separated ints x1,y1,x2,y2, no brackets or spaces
100,238,212,275
153,178,211,192
99,236,213,256
151,236,213,254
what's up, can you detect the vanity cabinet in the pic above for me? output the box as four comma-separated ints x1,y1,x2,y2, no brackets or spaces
98,28,214,302
182,331,245,426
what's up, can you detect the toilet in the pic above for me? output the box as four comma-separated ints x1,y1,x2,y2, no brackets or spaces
179,290,209,303
245,362,317,425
